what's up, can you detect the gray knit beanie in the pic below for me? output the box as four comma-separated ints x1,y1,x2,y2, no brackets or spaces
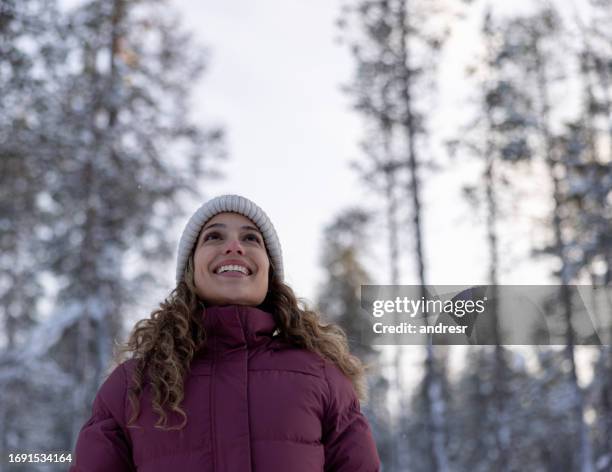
175,194,284,284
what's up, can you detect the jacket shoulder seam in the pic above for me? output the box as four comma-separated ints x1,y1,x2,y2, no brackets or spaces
249,368,323,378
251,437,323,446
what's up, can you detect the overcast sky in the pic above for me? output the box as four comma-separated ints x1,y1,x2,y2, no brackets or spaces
166,0,562,305
169,0,374,303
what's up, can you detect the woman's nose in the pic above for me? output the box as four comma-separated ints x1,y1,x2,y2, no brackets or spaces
224,238,244,254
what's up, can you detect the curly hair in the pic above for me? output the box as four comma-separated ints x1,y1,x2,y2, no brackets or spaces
113,248,368,431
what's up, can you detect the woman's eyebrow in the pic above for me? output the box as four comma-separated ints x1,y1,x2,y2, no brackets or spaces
202,223,261,233
241,225,262,233
202,222,224,232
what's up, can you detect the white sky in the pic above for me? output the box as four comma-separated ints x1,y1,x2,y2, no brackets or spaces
168,0,558,305
170,0,369,304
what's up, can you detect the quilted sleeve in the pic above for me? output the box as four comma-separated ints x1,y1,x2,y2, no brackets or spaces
69,363,135,471
322,360,381,472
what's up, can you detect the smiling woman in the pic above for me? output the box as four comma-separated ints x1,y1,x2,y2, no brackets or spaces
193,213,270,306
69,194,381,472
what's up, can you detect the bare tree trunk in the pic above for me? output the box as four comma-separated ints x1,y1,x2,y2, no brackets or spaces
382,119,403,471
573,0,612,286
591,46,612,287
397,0,449,470
533,41,595,472
484,124,509,471
578,23,612,460
482,12,510,468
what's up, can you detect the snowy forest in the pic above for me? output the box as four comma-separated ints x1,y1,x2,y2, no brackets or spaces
1,0,611,471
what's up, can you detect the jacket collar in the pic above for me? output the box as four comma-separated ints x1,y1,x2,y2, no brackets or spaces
200,305,277,353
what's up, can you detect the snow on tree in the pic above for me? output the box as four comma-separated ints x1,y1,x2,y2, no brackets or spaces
0,0,226,464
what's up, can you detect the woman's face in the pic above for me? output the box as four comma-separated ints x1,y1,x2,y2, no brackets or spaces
192,212,270,307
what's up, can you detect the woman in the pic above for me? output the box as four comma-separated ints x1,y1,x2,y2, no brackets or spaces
70,194,381,471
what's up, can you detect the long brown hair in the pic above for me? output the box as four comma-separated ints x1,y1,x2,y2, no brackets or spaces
114,248,367,431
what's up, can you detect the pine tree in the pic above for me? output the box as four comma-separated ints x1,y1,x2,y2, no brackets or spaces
489,5,597,470
0,0,71,462
336,2,409,466
316,207,393,468
445,6,542,468
566,3,612,466
317,208,377,364
0,0,64,352
0,0,226,459
338,1,458,468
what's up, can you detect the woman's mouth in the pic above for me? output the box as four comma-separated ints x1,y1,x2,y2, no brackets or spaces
213,264,251,278
216,271,248,278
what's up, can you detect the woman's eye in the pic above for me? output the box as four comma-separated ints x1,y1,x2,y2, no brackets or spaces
202,232,260,244
203,232,220,242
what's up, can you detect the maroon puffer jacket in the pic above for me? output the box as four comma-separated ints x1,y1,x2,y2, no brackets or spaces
70,305,381,471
